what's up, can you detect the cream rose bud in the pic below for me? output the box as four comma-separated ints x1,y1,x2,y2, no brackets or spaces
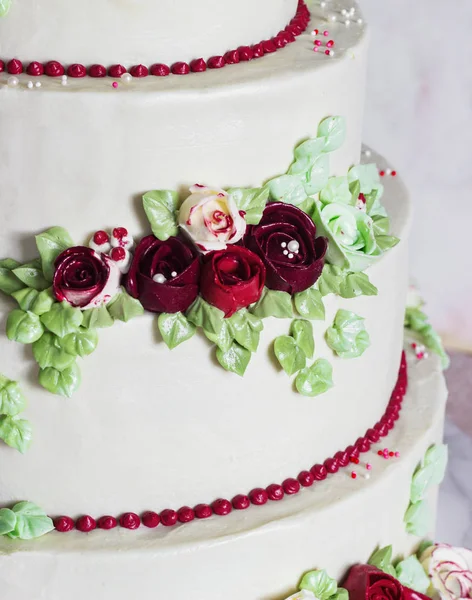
111,227,134,250
178,184,247,253
420,543,472,600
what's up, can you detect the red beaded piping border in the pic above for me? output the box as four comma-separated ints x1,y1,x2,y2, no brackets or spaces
52,352,408,533
0,2,310,80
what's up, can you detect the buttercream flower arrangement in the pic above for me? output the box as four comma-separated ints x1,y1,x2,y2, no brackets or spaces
0,116,399,399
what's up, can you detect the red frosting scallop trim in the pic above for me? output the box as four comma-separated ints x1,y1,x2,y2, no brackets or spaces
53,352,408,533
0,1,310,80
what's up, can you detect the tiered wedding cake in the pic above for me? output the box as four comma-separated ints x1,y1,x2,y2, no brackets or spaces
0,1,452,599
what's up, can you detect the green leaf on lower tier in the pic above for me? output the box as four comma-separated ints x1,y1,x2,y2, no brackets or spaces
274,335,306,376
317,265,344,297
299,569,338,600
158,312,196,350
35,227,75,282
40,301,83,338
294,288,325,320
0,0,13,18
107,288,144,322
227,187,269,225
0,508,16,536
82,304,115,329
216,341,251,376
11,287,39,311
295,359,333,397
395,555,430,595
6,309,44,344
142,190,179,241
325,310,370,359
317,116,347,153
372,215,391,236
404,308,450,369
339,272,378,299
368,545,397,577
331,589,348,600
404,500,433,537
33,333,76,370
0,375,26,417
250,288,293,319
290,319,315,359
375,234,400,252
410,463,436,504
12,261,49,291
61,328,99,358
423,444,448,486
267,174,307,206
227,309,263,353
39,363,81,398
0,415,32,453
204,320,233,352
186,296,225,336
7,502,54,540
0,259,24,296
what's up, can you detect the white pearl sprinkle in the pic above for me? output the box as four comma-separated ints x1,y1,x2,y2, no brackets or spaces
61,75,68,82
283,249,289,256
152,274,167,284
288,253,294,259
121,73,133,84
329,14,337,21
364,473,371,480
341,8,347,15
345,19,351,26
386,168,392,175
287,240,300,253
350,7,356,15
35,81,42,88
364,149,371,157
171,271,177,278
7,76,19,88
27,81,34,89
281,242,287,248
357,18,363,24
329,50,335,57
320,1,326,7
61,78,68,87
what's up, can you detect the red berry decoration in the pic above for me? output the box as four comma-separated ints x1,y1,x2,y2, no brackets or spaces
262,40,277,53
120,512,141,530
108,64,127,78
45,61,65,77
26,62,44,76
111,247,126,262
334,451,350,467
224,50,240,65
298,470,314,487
238,46,254,61
76,515,96,532
366,428,380,443
0,61,4,73
252,43,265,58
190,58,207,73
266,484,284,501
113,226,128,240
67,64,86,78
211,498,232,516
7,59,23,75
311,464,328,481
356,436,371,453
142,511,160,528
54,516,74,533
283,478,301,495
93,230,110,245
97,516,117,530
324,458,340,474
177,506,195,523
89,64,107,78
345,445,360,459
207,56,226,69
232,494,250,510
194,504,212,519
171,62,190,75
160,509,178,527
249,488,268,506
130,64,149,78
150,63,170,76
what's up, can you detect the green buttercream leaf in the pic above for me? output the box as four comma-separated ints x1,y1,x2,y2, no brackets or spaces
294,287,325,320
11,287,39,311
0,375,26,417
267,174,307,206
296,359,333,397
186,296,224,335
8,502,54,540
423,444,448,485
368,546,396,577
417,540,434,556
158,312,196,350
299,569,338,600
204,320,233,352
298,197,316,216
410,463,436,504
35,227,74,282
61,328,99,358
39,363,81,398
290,319,315,359
40,301,83,338
250,288,293,319
372,215,391,236
82,304,115,329
0,259,25,296
0,0,12,18
6,309,44,344
142,190,179,241
228,187,269,225
31,288,55,316
317,116,347,152
0,508,16,536
376,235,400,252
404,308,449,369
289,136,326,175
404,500,433,536
305,154,330,195
395,556,430,595
317,265,344,296
0,415,32,453
227,309,263,352
332,589,349,600
274,335,306,376
216,342,251,376
339,272,378,299
319,176,352,206
33,332,76,370
348,163,382,195
107,288,144,322
326,309,370,359
12,262,49,291
349,180,361,204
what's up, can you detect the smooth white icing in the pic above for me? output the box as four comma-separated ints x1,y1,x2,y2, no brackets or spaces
0,334,448,600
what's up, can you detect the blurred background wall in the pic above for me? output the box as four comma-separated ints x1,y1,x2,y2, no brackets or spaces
359,0,472,351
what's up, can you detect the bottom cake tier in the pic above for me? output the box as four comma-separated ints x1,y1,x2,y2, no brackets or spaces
0,333,447,600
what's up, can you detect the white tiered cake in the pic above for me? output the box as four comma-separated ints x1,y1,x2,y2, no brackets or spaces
0,1,451,600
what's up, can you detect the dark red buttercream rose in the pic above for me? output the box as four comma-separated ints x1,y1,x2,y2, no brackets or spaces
343,565,430,600
244,202,328,294
53,246,121,309
126,235,200,313
200,246,266,317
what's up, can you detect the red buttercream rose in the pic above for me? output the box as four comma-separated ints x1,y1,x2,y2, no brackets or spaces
126,235,200,313
244,202,328,294
343,565,430,600
200,246,266,317
53,246,121,309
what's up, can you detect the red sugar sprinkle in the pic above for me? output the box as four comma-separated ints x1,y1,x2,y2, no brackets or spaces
327,40,335,48
377,450,384,456
379,170,386,177
391,170,397,176
351,472,357,479
389,451,395,457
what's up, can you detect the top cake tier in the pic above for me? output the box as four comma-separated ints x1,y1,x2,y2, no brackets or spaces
0,0,298,66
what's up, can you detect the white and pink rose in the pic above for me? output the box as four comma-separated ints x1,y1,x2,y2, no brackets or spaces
420,544,472,600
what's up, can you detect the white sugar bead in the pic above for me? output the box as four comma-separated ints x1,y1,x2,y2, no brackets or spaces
287,240,300,253
121,73,133,84
153,274,167,284
171,271,177,278
7,76,19,88
288,253,294,259
281,242,287,248
35,81,42,88
283,249,289,256
27,81,34,89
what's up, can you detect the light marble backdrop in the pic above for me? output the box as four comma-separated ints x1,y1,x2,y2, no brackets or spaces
359,0,472,351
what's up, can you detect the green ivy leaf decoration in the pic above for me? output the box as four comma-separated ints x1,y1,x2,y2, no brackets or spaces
227,309,263,353
299,569,338,600
30,288,55,316
7,502,54,540
0,508,16,536
35,227,74,282
158,312,196,350
0,259,24,296
317,116,347,152
228,187,269,225
142,190,179,241
12,287,40,311
319,176,351,206
331,589,349,600
12,261,49,291
372,215,391,236
250,288,293,319
267,174,307,206
376,235,400,252
0,415,32,453
290,319,315,359
107,288,144,322
305,154,330,195
295,359,333,397
0,0,12,17
186,296,224,336
82,304,115,329
339,272,378,299
274,335,306,376
6,309,44,344
0,376,26,417
395,555,430,595
368,546,397,577
216,341,251,376
32,332,76,370
294,287,325,320
39,363,81,398
204,320,233,352
289,136,325,175
61,328,99,358
410,463,436,504
40,301,83,338
317,265,344,297
405,308,449,369
325,310,370,359
424,444,448,486
404,500,433,536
